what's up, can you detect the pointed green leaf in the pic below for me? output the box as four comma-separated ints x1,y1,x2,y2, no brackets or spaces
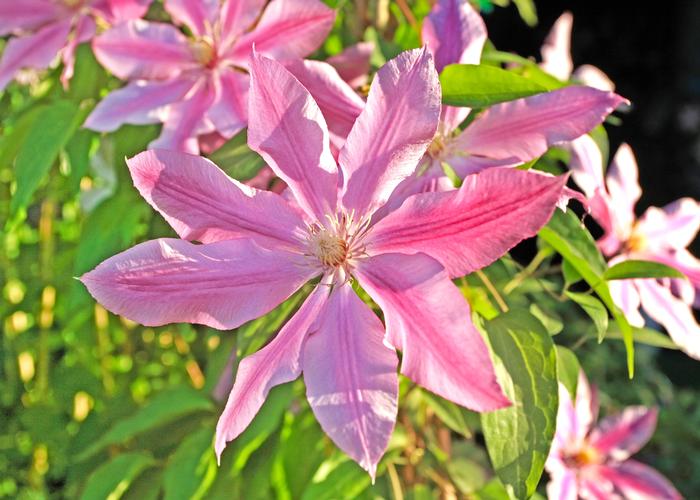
207,129,265,182
565,291,609,341
481,309,558,499
604,260,685,281
80,452,155,500
163,426,216,500
555,346,580,399
440,64,547,108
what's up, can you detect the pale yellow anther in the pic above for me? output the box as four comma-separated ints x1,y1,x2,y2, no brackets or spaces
190,39,216,66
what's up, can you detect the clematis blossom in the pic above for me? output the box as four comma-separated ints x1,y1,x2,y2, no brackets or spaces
570,136,700,358
81,48,572,476
376,0,628,213
540,11,616,92
84,0,334,153
0,0,152,91
546,371,681,499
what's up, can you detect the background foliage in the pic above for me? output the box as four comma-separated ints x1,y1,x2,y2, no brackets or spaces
1,0,699,498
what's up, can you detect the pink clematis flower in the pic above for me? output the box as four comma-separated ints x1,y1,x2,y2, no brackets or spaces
540,11,616,92
546,371,681,499
379,0,628,214
84,0,334,153
81,48,571,476
0,0,152,91
570,136,700,358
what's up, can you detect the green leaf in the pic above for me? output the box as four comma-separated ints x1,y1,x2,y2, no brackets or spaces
607,326,680,350
207,129,265,182
565,291,609,341
80,452,155,500
604,260,685,281
539,210,635,376
301,457,372,500
76,386,213,461
226,384,294,474
513,0,537,26
529,303,563,335
163,426,216,500
555,346,580,399
422,392,473,438
440,64,547,108
481,310,558,499
0,104,47,168
11,99,87,216
562,259,583,287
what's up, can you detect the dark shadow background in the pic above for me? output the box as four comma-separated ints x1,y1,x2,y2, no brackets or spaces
487,1,700,387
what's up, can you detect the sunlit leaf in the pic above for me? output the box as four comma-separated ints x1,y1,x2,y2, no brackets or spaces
440,64,547,107
80,452,155,500
163,426,216,500
604,260,685,281
481,309,558,499
555,345,580,399
539,210,635,376
207,129,265,182
75,386,213,461
10,99,87,217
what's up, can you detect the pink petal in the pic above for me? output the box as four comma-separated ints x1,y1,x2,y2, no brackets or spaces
354,252,510,411
372,166,454,222
247,52,338,221
636,279,700,359
453,86,628,164
546,470,578,500
573,64,616,91
303,284,398,479
540,11,573,81
164,0,218,36
226,0,335,66
589,406,658,461
608,277,645,328
127,149,307,248
552,382,581,452
440,104,472,136
92,0,154,22
205,68,248,140
149,77,215,154
218,0,266,50
367,168,566,278
92,20,195,80
284,59,364,150
568,134,605,199
81,238,314,329
215,283,329,460
327,41,374,88
596,461,682,500
442,154,520,178
0,20,71,92
636,198,700,251
84,77,195,132
60,15,97,88
339,48,441,218
421,0,487,72
575,370,599,438
0,0,61,36
578,476,617,500
606,143,642,233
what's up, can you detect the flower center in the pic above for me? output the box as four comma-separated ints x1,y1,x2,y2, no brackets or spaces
427,134,446,159
309,229,348,268
562,444,602,468
624,228,647,253
190,39,216,67
305,213,371,274
63,0,84,7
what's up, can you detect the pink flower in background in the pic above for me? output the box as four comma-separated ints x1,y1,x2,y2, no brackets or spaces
546,371,681,499
570,136,700,358
81,48,570,476
385,0,628,210
0,0,152,91
84,0,334,153
540,11,616,92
